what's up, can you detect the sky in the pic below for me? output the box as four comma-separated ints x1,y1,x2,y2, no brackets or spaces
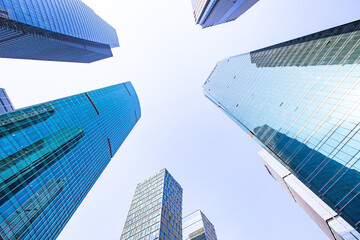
1,0,360,239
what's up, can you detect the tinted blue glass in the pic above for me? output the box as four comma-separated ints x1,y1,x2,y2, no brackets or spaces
203,20,360,231
0,83,141,240
193,0,259,28
0,89,14,115
0,0,119,63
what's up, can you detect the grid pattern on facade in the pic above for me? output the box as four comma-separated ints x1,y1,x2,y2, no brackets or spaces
0,24,113,63
203,20,360,231
183,210,217,240
250,21,360,68
0,0,118,62
202,0,236,27
0,0,118,47
0,83,141,240
193,0,259,28
201,212,217,240
120,169,182,240
226,0,259,23
192,0,210,23
0,89,14,115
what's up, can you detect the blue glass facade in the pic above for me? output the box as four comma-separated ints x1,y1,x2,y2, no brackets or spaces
192,0,259,28
0,89,14,115
0,0,119,63
120,169,183,240
183,210,217,240
0,83,141,239
203,20,360,236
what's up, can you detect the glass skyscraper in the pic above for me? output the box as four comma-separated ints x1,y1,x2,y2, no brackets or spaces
183,210,217,240
120,169,183,240
191,0,259,28
0,83,141,239
0,0,119,63
0,89,14,115
203,20,360,239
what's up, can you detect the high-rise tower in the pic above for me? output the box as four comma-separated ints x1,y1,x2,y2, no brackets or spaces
0,0,119,63
0,83,141,239
191,0,259,28
0,88,14,115
183,210,217,240
203,20,360,239
120,169,183,240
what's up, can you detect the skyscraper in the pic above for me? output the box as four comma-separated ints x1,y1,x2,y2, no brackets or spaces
183,210,217,240
120,169,183,240
0,82,141,240
203,20,360,239
191,0,259,28
0,0,119,63
0,88,14,115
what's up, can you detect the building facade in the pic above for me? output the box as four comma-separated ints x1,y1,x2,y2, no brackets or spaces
183,210,217,240
0,89,14,115
0,83,141,239
191,0,259,28
203,20,360,239
120,169,182,240
0,0,119,63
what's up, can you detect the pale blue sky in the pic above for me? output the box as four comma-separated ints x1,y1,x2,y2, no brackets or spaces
1,0,360,239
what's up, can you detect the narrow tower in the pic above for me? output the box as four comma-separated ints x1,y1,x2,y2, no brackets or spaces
120,169,183,240
192,0,259,28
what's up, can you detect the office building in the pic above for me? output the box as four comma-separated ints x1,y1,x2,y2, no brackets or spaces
120,169,182,240
203,20,360,239
0,83,141,239
191,0,259,28
0,0,119,63
0,88,14,115
183,210,217,240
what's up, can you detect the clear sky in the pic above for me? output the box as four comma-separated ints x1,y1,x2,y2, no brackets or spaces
1,0,360,239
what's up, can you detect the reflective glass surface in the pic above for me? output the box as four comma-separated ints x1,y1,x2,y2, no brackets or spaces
183,210,217,240
193,0,259,28
0,83,141,239
120,169,182,240
203,20,360,231
0,0,119,63
0,89,14,115
192,0,210,23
